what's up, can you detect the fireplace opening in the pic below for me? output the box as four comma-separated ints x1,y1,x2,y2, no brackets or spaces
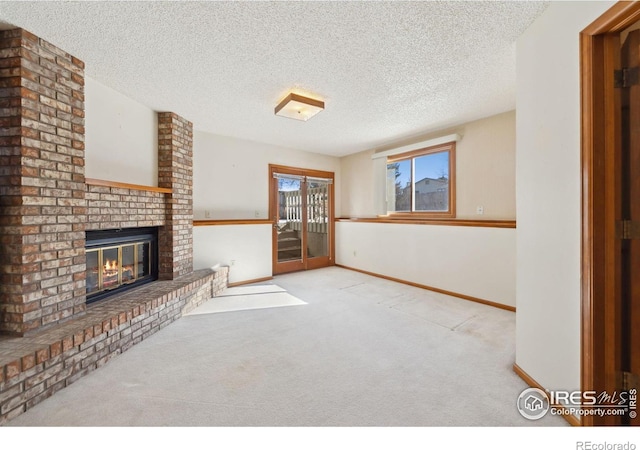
85,227,159,304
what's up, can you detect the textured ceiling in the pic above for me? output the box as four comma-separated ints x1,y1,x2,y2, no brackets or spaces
0,1,548,157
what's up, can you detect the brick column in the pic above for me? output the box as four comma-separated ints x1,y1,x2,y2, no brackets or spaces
0,29,86,336
157,112,193,279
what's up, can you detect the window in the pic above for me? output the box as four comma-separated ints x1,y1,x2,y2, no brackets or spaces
386,142,455,217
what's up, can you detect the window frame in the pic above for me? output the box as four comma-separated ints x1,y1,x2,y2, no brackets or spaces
385,141,456,218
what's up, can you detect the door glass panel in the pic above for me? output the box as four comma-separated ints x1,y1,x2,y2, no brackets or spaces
307,180,329,258
86,250,99,294
277,177,303,262
121,245,135,284
137,242,150,278
103,247,119,289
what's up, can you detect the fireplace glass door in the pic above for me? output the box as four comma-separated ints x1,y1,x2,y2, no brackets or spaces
85,227,157,303
86,240,152,296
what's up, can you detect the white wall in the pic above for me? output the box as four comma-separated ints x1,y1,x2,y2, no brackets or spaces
456,111,515,220
192,131,341,283
337,111,517,307
515,1,614,393
340,148,377,218
340,111,516,220
193,131,341,220
193,225,272,284
336,222,516,307
85,76,158,186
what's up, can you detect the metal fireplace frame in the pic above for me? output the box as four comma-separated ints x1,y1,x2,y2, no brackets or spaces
85,227,159,304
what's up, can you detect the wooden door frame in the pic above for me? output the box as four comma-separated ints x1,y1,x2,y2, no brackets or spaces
581,1,640,426
268,164,335,275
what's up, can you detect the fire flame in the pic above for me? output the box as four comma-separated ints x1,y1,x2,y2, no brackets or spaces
104,259,118,272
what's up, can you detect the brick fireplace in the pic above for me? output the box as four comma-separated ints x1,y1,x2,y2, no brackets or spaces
0,29,227,423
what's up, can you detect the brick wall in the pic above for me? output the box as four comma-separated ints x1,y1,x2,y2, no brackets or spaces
85,185,166,230
0,29,86,336
0,29,199,336
157,112,193,279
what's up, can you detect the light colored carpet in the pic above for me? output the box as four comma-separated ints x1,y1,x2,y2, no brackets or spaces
5,267,567,427
185,285,306,315
218,285,287,296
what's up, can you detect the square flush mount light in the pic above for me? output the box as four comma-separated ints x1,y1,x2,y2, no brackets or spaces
275,93,324,122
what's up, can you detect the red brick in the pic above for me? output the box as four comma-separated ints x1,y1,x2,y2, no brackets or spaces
73,330,84,346
70,72,83,86
50,340,62,357
21,354,35,371
20,29,39,44
70,56,84,70
0,76,21,88
62,336,74,352
36,347,50,364
5,360,20,379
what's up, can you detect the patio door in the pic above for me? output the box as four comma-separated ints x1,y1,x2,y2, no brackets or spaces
269,164,334,275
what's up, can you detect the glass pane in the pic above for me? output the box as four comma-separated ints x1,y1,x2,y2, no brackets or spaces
307,181,329,258
414,151,449,212
387,159,411,212
137,242,150,278
86,250,99,294
103,247,119,289
122,245,135,283
277,177,303,262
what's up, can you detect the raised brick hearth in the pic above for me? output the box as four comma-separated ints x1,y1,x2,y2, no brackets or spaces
0,267,228,424
0,28,228,424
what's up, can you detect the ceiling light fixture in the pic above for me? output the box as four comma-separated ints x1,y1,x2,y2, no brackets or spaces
275,93,324,122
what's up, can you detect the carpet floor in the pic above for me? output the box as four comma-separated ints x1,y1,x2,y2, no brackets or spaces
184,284,306,315
6,266,566,427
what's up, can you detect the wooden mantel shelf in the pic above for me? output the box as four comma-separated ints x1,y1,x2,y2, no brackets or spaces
85,178,172,194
